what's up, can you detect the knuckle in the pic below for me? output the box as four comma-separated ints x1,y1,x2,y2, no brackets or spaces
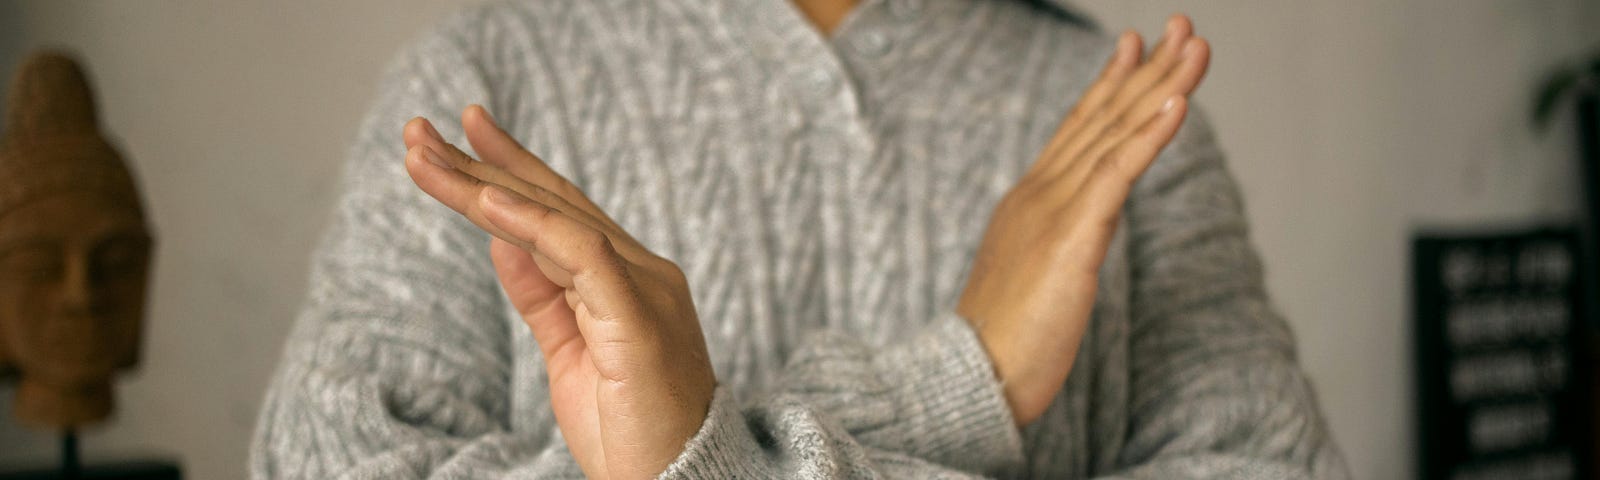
1091,156,1126,183
529,200,558,222
462,170,491,189
522,183,553,203
532,185,575,211
1008,179,1035,196
1103,115,1131,136
1082,109,1109,127
556,180,587,202
583,230,616,255
1000,187,1032,207
456,159,490,181
647,255,689,284
669,266,689,288
656,255,685,275
1106,156,1141,187
593,352,640,384
566,225,614,261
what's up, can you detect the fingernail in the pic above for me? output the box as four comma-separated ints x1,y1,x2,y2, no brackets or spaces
474,104,494,123
485,186,519,206
1162,96,1179,112
422,119,445,142
421,145,452,170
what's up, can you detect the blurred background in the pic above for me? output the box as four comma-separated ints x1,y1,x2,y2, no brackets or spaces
1,1,1598,479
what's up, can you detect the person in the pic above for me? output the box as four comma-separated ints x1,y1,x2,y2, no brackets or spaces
252,0,1349,478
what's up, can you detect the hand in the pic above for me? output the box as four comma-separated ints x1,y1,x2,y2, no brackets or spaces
956,14,1211,426
401,106,716,480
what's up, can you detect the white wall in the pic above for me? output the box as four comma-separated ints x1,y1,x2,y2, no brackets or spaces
1,1,1596,479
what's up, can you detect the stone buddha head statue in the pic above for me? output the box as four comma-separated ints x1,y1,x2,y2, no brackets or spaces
0,52,153,430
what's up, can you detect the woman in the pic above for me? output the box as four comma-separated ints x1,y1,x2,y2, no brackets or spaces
253,0,1348,478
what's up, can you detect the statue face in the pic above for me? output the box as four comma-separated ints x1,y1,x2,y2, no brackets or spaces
0,191,151,389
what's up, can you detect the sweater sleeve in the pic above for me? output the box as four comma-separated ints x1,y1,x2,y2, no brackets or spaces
662,312,1027,478
1098,107,1351,479
247,17,589,479
250,12,1027,479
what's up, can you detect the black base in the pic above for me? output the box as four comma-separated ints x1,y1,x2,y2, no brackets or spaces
0,461,179,480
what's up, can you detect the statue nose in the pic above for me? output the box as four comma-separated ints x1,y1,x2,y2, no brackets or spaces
59,254,101,315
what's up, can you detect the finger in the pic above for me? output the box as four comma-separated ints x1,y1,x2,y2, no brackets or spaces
407,117,621,236
1118,95,1189,181
1087,17,1196,134
497,240,607,480
490,238,585,365
460,105,533,173
1165,36,1211,96
402,115,448,153
478,185,661,378
1028,30,1141,177
461,105,622,231
1078,95,1187,219
1083,30,1144,118
404,142,522,241
1052,38,1208,191
403,143,581,287
1043,15,1193,176
489,237,565,319
1068,37,1208,178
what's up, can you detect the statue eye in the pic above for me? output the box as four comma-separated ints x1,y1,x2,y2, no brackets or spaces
95,235,151,276
0,245,64,282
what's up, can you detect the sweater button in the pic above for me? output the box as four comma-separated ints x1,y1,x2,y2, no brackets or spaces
854,31,891,57
889,0,922,19
803,68,837,95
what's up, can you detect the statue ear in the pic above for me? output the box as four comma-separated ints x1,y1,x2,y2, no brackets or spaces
117,312,142,370
0,315,15,381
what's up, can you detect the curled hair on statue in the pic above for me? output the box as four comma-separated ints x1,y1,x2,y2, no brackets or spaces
0,51,145,220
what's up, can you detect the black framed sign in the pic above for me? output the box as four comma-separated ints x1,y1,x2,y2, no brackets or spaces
1414,228,1594,480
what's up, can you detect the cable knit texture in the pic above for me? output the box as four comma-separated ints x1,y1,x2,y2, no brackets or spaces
251,0,1349,478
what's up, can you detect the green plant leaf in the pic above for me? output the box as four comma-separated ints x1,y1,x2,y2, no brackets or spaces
1534,48,1600,132
1535,68,1579,131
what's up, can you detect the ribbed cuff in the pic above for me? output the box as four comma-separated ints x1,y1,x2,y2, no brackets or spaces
871,311,1027,474
657,387,764,479
659,313,1026,478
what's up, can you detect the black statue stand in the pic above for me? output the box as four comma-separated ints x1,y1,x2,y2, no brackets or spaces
61,431,78,480
0,430,180,480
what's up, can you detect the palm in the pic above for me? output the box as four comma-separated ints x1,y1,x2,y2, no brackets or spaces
489,238,609,476
956,16,1210,425
405,105,723,478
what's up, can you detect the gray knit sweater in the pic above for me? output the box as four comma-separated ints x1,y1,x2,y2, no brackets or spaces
251,0,1348,478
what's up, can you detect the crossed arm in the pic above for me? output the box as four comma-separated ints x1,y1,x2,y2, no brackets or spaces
393,15,1207,478
253,12,1341,480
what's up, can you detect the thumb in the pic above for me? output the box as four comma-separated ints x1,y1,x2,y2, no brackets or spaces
489,237,582,365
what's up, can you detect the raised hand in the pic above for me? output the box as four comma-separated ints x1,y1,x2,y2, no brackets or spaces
401,106,715,480
957,14,1212,426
